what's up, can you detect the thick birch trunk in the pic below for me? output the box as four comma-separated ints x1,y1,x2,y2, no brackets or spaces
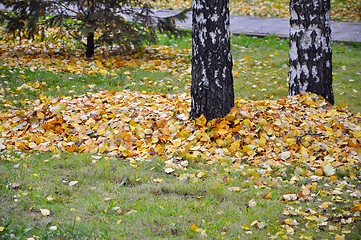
288,0,334,105
190,0,234,121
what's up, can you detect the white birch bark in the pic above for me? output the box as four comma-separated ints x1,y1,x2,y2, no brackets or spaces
190,0,234,120
288,0,334,105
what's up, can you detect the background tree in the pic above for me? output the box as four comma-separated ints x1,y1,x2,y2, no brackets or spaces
288,0,334,105
190,0,234,121
0,0,188,58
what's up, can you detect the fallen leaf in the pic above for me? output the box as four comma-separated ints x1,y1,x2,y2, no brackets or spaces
281,194,297,201
248,199,257,207
321,202,329,209
250,220,258,227
218,128,228,135
40,209,50,216
153,178,163,183
323,163,335,176
265,192,272,199
190,224,204,233
49,226,57,231
294,167,304,176
197,172,205,178
11,182,21,189
286,226,294,235
228,187,241,192
69,181,78,186
126,210,137,215
280,151,291,160
165,167,174,174
329,175,337,182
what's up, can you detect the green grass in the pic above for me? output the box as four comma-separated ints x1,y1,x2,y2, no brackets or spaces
1,152,359,239
0,66,186,111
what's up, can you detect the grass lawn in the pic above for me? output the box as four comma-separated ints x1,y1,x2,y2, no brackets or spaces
0,27,361,239
1,151,361,239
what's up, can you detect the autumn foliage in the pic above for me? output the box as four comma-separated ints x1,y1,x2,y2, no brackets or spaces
1,90,360,178
0,27,190,77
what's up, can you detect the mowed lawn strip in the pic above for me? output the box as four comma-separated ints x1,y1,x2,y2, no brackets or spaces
1,152,360,239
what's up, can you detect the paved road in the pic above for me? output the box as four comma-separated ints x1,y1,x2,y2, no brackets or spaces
153,9,361,43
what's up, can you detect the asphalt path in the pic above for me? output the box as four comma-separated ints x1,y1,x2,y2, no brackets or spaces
153,9,361,43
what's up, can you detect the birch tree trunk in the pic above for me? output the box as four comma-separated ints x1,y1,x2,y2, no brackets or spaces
190,0,234,121
288,0,334,105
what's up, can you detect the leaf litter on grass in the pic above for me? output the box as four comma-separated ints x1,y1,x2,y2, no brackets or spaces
0,27,191,80
0,88,360,238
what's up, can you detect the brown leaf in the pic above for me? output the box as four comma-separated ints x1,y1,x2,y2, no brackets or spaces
278,215,286,224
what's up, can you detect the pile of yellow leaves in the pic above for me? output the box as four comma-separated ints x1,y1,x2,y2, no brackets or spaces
0,90,360,176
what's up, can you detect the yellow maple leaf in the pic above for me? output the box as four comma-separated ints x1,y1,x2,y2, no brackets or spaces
172,139,182,147
321,202,329,209
265,192,272,199
97,128,106,136
37,111,44,119
353,131,361,138
195,115,207,126
259,136,267,146
39,93,46,101
190,224,204,233
243,119,251,127
190,224,197,231
329,175,337,182
153,178,163,183
218,128,228,135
